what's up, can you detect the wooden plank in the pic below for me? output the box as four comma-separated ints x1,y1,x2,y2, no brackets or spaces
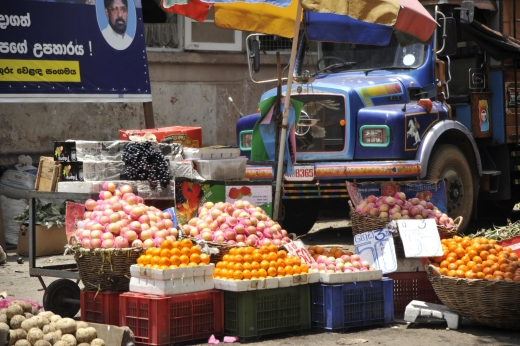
35,157,61,192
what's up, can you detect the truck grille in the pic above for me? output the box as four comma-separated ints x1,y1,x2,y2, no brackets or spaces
283,181,348,199
290,94,346,153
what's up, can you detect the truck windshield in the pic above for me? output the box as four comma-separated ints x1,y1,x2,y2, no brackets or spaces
317,34,427,72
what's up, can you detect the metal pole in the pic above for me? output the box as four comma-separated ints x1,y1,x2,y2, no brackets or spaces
273,0,302,221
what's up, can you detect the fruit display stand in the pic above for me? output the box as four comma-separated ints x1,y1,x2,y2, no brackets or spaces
223,285,311,342
310,278,394,331
26,190,94,318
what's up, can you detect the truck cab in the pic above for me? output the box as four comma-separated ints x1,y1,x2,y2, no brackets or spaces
237,0,520,235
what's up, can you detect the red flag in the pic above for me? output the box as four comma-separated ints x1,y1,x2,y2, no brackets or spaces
163,0,213,22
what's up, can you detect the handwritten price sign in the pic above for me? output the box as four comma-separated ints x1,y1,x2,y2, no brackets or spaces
354,228,397,274
397,219,443,257
284,240,316,265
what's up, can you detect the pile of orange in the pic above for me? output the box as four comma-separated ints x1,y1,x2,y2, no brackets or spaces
430,235,520,281
308,246,353,261
137,238,211,270
213,245,309,280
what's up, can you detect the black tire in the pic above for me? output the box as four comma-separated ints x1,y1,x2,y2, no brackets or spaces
43,279,80,318
426,144,474,233
281,200,320,235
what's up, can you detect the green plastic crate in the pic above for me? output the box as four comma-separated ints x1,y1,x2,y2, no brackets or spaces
224,285,311,342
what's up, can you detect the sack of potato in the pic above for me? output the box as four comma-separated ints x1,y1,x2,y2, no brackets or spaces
0,300,105,346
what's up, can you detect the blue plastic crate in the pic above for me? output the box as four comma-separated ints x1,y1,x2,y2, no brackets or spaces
311,278,394,331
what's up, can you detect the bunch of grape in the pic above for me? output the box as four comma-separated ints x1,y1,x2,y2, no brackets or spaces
122,141,171,188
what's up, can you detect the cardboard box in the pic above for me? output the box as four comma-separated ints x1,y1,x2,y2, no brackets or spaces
54,141,77,161
17,224,68,257
183,146,241,159
60,161,84,181
119,126,202,148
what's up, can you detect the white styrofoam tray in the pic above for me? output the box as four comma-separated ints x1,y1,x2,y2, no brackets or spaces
129,275,214,296
183,147,241,159
213,277,279,292
319,269,383,284
130,264,215,280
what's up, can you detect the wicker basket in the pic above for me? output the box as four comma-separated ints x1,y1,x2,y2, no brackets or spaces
348,201,390,236
199,241,243,264
437,216,462,238
70,246,144,292
426,264,520,330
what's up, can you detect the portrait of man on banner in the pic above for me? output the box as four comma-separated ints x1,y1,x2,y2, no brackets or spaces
97,0,136,50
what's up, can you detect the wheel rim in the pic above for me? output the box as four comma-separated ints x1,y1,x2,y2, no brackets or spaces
43,279,80,318
441,166,464,215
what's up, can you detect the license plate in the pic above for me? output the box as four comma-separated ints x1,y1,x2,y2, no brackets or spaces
284,166,314,181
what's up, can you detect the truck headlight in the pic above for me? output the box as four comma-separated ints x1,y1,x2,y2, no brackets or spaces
240,130,253,150
359,125,390,147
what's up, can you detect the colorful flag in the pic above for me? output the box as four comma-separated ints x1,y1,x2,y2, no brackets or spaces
162,0,213,22
213,0,299,38
251,96,302,175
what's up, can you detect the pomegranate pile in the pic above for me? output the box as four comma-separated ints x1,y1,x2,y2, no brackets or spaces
75,182,178,249
182,201,292,247
354,192,456,227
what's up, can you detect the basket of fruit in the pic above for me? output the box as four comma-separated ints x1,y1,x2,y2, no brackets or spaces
71,245,145,292
348,200,390,236
68,182,179,291
180,200,293,263
425,236,520,330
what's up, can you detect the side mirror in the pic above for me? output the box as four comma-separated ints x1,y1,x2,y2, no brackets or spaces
456,0,474,24
437,17,457,56
246,35,261,73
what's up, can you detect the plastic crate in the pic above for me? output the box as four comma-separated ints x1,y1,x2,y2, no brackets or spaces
385,272,442,315
80,290,121,326
120,292,171,345
169,290,224,343
224,285,311,342
192,156,247,180
120,290,224,346
311,278,394,332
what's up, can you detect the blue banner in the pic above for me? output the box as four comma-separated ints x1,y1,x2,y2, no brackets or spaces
0,0,151,102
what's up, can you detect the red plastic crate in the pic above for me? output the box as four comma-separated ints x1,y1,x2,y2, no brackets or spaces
384,272,442,315
80,290,121,326
119,292,170,346
169,290,224,343
120,290,224,346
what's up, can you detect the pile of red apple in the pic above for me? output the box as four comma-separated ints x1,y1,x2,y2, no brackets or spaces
354,192,456,227
74,182,178,249
182,200,292,247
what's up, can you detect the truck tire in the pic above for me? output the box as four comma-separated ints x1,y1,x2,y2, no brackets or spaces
426,144,474,232
281,200,320,235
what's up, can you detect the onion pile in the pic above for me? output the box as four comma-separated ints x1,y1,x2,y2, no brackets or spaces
355,192,456,227
75,182,178,249
182,201,292,247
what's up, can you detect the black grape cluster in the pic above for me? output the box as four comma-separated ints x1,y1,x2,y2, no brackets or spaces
122,141,171,188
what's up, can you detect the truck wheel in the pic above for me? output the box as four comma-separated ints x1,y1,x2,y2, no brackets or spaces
281,200,320,235
426,144,474,232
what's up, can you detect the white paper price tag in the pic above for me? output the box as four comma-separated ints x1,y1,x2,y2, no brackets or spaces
397,219,443,257
354,228,397,274
284,240,316,264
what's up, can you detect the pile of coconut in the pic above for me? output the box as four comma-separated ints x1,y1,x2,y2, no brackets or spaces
0,301,105,346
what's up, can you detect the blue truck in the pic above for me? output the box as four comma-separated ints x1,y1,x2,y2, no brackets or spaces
236,1,520,235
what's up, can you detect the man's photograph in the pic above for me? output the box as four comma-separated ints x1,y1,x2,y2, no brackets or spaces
97,0,136,50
